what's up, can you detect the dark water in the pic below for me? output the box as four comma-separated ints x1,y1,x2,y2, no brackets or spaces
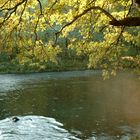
0,70,140,140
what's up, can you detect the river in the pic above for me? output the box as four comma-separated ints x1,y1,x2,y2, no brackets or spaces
0,70,140,140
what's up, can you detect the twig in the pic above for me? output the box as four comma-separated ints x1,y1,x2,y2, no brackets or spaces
0,0,9,9
49,0,58,10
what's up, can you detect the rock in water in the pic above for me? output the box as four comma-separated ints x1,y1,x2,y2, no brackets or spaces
12,116,20,122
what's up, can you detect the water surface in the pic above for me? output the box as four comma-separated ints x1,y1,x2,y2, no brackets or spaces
0,70,140,139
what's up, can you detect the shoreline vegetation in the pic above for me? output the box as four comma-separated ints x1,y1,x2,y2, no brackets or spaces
0,48,139,76
0,58,139,76
0,58,89,74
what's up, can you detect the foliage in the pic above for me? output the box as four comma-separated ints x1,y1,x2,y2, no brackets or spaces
0,0,140,74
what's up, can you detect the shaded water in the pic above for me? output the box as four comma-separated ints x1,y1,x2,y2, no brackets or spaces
0,70,140,139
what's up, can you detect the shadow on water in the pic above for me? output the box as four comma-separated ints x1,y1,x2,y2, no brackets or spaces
0,70,140,139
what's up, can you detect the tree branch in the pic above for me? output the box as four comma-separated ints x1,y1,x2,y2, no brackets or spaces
18,0,28,24
109,0,140,27
0,0,27,12
0,0,9,9
0,0,27,28
109,17,140,26
54,6,116,44
56,6,116,35
36,0,43,15
49,0,58,10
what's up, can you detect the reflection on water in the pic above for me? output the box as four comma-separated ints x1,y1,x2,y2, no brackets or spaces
0,70,140,139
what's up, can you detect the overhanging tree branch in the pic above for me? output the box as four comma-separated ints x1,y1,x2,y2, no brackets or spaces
56,6,116,35
109,17,140,26
0,0,28,28
109,0,140,26
0,0,27,12
55,4,140,39
54,6,116,44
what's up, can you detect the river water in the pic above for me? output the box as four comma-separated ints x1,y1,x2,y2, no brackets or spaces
0,70,140,140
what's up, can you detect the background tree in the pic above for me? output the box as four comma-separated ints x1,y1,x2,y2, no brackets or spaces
0,0,140,75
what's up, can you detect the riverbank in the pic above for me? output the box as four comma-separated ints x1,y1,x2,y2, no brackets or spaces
0,57,139,76
0,58,89,74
